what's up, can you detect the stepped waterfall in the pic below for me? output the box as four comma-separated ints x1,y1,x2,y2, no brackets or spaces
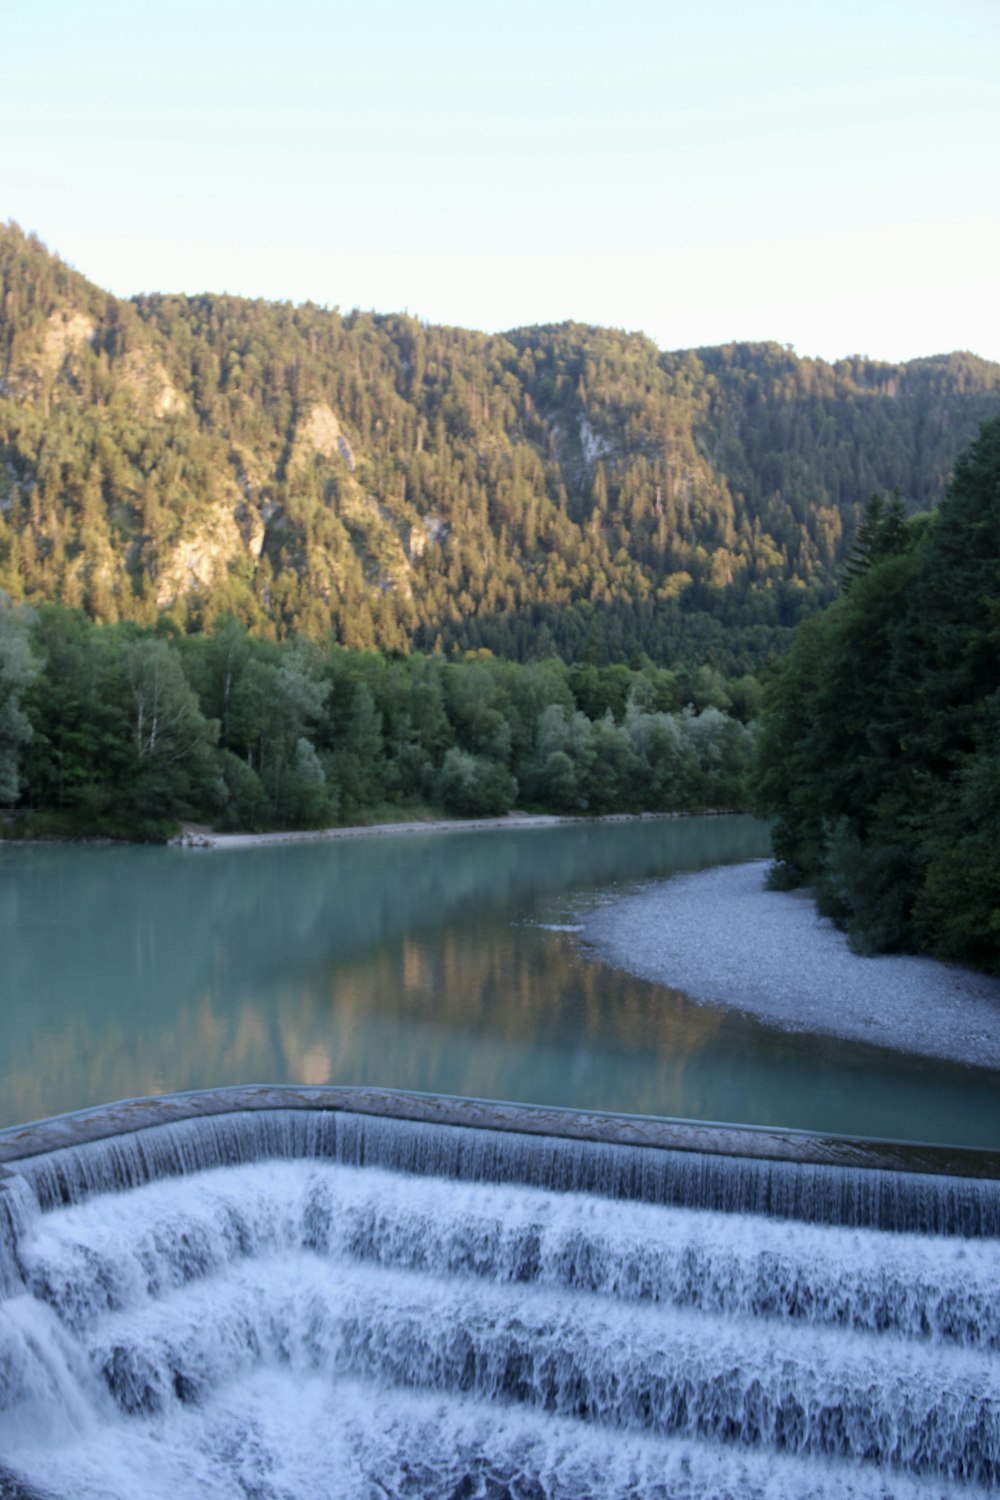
1,1088,999,1499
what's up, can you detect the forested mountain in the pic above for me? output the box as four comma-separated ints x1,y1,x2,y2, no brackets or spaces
2,222,999,670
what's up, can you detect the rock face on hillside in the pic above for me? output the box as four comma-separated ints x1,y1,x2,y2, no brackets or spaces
1,221,999,666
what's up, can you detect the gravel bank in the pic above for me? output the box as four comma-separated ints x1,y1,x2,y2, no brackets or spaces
173,813,566,849
582,859,1000,1070
171,811,686,850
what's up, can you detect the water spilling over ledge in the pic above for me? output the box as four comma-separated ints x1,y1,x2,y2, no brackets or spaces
1,1086,999,1499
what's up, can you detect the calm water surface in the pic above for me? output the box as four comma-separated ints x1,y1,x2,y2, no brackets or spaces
1,815,999,1146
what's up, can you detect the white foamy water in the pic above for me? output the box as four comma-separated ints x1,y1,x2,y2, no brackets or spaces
1,1113,999,1498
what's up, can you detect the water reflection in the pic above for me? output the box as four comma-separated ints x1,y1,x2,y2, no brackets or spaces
2,816,1000,1145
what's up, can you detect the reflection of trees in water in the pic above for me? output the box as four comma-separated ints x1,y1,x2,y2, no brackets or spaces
0,816,779,1124
1,993,278,1128
0,917,731,1124
272,934,733,1115
293,925,725,1059
5,923,1000,1140
1,817,768,1025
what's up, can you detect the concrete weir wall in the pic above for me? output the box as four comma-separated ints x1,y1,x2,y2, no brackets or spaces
2,1083,999,1180
3,1086,1000,1292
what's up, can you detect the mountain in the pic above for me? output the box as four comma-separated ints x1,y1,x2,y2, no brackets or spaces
2,222,998,670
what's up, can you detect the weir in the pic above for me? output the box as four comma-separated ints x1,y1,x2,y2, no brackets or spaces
0,1086,999,1499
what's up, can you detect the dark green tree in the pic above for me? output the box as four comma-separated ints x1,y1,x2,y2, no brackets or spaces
755,413,1000,969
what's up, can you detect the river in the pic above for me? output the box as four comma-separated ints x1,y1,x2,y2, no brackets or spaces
2,814,999,1145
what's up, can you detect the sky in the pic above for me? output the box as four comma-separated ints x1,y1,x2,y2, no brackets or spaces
2,0,998,363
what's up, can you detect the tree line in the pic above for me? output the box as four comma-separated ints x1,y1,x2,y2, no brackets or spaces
754,413,1000,974
0,603,759,838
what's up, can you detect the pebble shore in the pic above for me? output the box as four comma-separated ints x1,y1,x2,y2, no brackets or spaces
582,859,1000,1070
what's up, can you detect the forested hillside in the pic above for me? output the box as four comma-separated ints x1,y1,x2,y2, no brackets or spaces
754,412,1000,973
2,223,999,671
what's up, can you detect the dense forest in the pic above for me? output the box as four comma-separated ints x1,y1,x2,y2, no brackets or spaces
754,412,1000,974
0,603,758,837
2,223,999,672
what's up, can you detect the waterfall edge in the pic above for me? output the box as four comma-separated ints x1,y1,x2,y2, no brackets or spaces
2,1085,998,1179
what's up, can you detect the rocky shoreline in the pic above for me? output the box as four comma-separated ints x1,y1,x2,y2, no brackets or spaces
169,810,713,850
581,859,1000,1071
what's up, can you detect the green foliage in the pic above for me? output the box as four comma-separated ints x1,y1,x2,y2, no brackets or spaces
434,748,517,817
216,749,269,832
10,609,760,834
841,489,909,589
754,413,1000,971
1,224,998,672
0,593,38,802
912,696,1000,966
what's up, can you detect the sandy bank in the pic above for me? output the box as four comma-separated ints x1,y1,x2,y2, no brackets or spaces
174,810,687,850
582,859,1000,1070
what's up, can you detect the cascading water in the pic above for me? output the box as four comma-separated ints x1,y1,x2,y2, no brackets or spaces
0,1093,999,1499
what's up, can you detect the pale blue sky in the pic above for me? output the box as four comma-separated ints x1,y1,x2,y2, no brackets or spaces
2,0,998,361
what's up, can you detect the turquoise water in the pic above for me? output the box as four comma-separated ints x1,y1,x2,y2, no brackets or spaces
1,815,999,1145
